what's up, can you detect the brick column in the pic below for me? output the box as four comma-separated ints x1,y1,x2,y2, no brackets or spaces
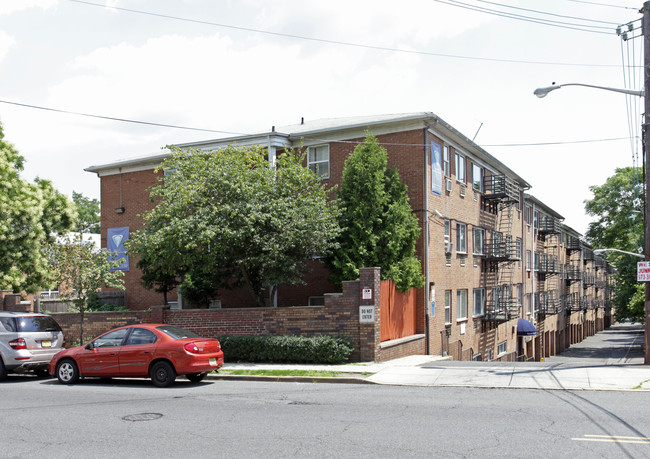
358,267,381,362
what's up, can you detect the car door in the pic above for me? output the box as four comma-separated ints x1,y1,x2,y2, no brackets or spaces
118,328,158,377
76,328,129,377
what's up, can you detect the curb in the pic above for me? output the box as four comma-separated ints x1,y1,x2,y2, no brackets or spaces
208,374,377,385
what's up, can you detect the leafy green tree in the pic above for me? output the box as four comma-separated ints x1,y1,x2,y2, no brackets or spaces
585,166,644,322
0,124,76,293
72,191,100,233
44,234,125,343
328,133,424,291
129,145,340,307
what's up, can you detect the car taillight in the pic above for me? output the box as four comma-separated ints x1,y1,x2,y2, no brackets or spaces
9,338,27,350
184,342,200,354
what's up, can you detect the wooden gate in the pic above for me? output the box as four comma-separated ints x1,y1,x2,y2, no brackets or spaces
380,280,416,342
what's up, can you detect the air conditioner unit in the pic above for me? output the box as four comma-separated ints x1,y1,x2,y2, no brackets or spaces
444,241,453,253
445,178,452,192
459,183,466,197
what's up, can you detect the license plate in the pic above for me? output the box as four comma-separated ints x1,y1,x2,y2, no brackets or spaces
41,340,51,348
209,358,217,366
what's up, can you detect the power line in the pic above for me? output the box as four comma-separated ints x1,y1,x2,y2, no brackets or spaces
471,0,621,25
565,0,638,10
1,98,633,149
432,0,615,34
0,99,243,135
68,0,625,68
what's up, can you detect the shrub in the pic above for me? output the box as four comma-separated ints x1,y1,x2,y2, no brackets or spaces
218,335,353,364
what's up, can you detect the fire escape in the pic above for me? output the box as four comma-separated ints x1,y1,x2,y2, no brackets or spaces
537,216,562,317
482,175,520,324
563,236,584,313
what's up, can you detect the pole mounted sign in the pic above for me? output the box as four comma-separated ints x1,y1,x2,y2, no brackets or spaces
638,261,650,282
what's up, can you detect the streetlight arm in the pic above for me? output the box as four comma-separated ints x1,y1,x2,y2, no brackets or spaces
593,248,645,259
534,83,644,98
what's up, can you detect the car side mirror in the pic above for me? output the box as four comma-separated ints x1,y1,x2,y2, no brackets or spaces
85,342,94,350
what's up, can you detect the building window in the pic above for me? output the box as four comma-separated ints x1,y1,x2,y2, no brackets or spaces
516,238,522,260
445,290,451,324
472,163,483,192
533,211,539,231
456,222,467,254
497,340,507,356
443,146,450,176
308,296,325,306
473,288,485,317
525,293,532,316
457,289,468,320
515,284,522,308
526,250,532,271
525,205,532,226
473,227,485,255
534,252,540,271
307,145,329,179
455,153,466,183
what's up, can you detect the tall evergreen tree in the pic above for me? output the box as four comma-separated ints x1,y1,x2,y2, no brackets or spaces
328,134,424,291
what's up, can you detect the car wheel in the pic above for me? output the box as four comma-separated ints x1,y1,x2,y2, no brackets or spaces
0,358,7,381
150,361,176,387
56,359,79,384
186,372,206,383
34,368,50,378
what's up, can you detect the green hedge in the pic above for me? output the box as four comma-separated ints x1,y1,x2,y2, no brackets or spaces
217,335,354,364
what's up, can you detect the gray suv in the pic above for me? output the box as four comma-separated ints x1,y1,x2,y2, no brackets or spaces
0,312,65,380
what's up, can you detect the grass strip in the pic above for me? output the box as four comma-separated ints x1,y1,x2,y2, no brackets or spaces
217,369,341,378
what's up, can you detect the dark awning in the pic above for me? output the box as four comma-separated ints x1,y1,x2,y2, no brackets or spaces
517,318,537,336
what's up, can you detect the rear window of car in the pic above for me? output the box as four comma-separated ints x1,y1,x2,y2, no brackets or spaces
0,317,17,332
16,316,62,333
156,325,199,340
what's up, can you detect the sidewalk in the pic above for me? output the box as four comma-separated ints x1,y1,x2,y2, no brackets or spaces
212,322,650,391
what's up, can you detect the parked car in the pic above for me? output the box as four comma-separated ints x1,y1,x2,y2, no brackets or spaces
0,312,66,380
49,324,224,387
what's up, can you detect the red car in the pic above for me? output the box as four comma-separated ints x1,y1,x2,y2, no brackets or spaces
48,324,224,387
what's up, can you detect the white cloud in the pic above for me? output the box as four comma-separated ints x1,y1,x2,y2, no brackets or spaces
0,0,58,15
0,31,16,63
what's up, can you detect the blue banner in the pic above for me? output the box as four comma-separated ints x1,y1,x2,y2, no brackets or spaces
107,227,129,271
431,141,442,195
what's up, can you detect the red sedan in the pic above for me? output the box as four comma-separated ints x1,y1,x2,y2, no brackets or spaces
48,324,224,387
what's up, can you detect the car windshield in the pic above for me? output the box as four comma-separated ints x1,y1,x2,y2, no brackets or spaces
16,316,62,333
156,325,199,340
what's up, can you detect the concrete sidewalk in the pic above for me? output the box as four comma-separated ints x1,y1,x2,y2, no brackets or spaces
213,322,650,391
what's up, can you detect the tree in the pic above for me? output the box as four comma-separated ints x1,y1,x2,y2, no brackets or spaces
585,166,644,322
328,133,424,291
129,145,341,307
44,234,125,343
72,191,100,233
0,124,76,293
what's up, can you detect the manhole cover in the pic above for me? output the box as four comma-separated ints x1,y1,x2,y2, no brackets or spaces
122,413,163,422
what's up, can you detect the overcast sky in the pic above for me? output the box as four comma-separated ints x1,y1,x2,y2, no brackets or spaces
0,0,643,234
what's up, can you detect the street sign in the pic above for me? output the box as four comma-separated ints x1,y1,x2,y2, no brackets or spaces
359,306,375,323
638,261,650,282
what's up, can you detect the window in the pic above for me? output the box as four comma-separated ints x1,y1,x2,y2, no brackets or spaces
473,227,485,255
534,211,539,231
457,289,468,320
307,145,329,179
444,219,451,242
455,153,466,183
525,205,532,226
308,296,325,306
472,163,483,192
125,328,157,346
534,252,540,271
516,238,522,260
497,340,507,355
526,250,532,271
515,284,522,309
93,328,129,348
445,291,451,324
473,288,485,317
525,293,532,315
456,222,467,253
443,146,450,176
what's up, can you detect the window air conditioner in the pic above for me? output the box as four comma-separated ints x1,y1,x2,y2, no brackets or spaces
445,241,454,254
459,183,466,197
446,178,452,192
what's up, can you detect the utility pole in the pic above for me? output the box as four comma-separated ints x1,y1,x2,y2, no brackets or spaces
641,1,650,365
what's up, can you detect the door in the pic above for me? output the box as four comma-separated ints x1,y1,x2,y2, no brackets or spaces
118,328,158,376
76,328,129,377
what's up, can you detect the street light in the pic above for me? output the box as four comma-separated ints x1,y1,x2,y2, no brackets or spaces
535,77,650,364
534,83,644,98
594,248,645,259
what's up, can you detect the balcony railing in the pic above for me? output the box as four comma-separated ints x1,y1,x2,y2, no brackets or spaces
483,175,520,204
484,299,519,322
484,241,518,261
539,216,561,234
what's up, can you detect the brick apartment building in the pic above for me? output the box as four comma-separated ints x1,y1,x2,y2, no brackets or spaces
86,112,615,362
